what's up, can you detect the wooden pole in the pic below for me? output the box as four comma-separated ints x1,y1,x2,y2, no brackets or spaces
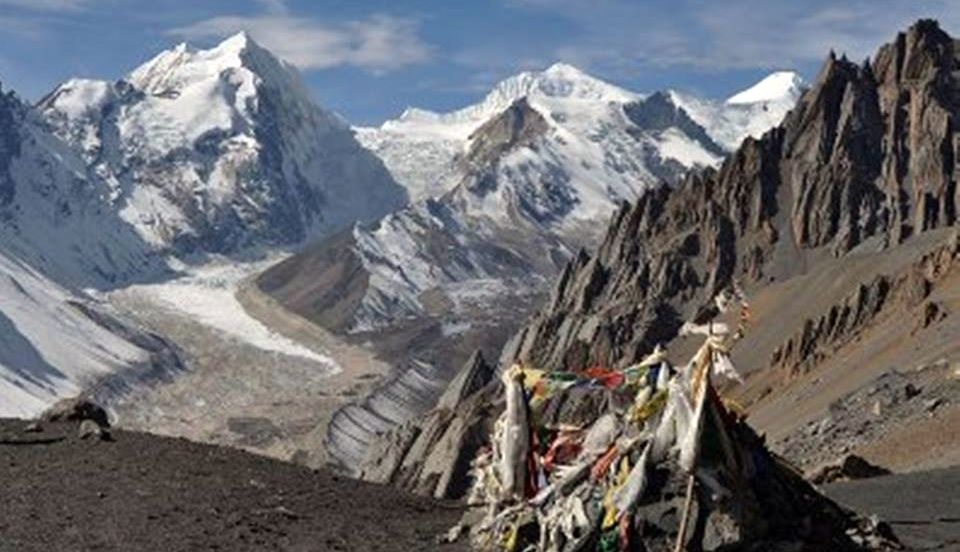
673,475,694,552
673,473,696,552
675,329,715,552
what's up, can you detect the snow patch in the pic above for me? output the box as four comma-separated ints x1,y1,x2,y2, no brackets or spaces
726,71,804,105
0,254,154,418
115,257,340,370
655,128,723,167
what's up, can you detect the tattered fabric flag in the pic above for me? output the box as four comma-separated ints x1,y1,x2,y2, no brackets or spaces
500,365,530,500
679,321,730,337
711,350,743,382
613,441,652,518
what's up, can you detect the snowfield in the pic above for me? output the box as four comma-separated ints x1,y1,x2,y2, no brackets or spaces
110,257,340,370
0,254,163,418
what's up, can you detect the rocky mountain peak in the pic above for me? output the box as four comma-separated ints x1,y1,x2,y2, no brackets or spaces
895,18,954,80
0,81,24,206
36,34,405,256
126,31,295,99
726,70,805,105
501,18,960,374
462,98,549,175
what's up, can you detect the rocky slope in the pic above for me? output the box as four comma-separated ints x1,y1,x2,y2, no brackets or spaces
361,18,960,504
38,33,406,255
261,65,801,471
496,19,960,473
0,82,183,417
502,19,960,373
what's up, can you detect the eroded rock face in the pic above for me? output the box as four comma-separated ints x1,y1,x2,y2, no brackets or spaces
503,19,960,374
358,351,500,499
462,98,550,177
0,83,23,207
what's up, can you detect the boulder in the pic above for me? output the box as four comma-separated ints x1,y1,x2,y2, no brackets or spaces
78,419,111,441
41,396,110,429
809,454,891,485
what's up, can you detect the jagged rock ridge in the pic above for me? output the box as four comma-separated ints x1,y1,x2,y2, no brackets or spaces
503,19,960,374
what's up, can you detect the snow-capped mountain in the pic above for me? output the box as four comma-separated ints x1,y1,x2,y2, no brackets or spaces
670,71,806,150
0,82,182,417
0,83,163,289
264,65,805,469
356,63,641,201
357,64,804,202
1,33,411,417
273,64,804,335
39,32,407,254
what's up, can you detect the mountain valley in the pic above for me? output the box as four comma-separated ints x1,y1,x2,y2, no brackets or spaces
1,15,959,551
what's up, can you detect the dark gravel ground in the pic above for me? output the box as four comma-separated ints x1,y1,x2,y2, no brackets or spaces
825,467,960,551
0,419,466,552
4,417,959,552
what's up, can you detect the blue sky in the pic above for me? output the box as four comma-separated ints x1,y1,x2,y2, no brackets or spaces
0,0,957,125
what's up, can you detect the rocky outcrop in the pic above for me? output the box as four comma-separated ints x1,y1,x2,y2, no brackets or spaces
0,83,23,207
770,276,892,378
503,20,960,374
326,359,448,475
462,98,549,175
358,351,500,499
771,232,958,377
809,454,892,485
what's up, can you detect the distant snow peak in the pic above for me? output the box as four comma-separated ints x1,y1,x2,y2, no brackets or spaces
39,32,405,257
483,62,638,110
356,62,652,202
126,31,279,97
668,71,806,150
726,71,804,105
345,66,809,331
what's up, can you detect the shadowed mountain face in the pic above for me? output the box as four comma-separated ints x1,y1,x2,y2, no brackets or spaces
502,19,960,374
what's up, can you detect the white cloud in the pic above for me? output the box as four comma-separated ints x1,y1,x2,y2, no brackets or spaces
503,0,960,75
0,15,45,38
170,12,431,73
0,0,87,10
253,0,287,15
